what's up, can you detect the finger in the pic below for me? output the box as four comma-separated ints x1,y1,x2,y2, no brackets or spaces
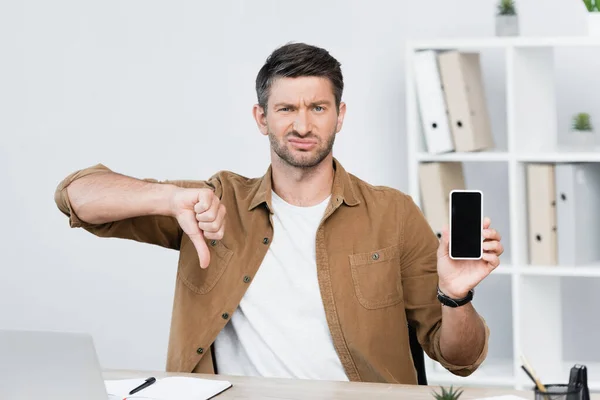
483,217,491,229
199,204,226,233
490,242,504,257
188,231,210,269
483,228,500,241
204,219,225,240
196,196,220,223
194,191,214,214
482,240,503,254
482,252,500,269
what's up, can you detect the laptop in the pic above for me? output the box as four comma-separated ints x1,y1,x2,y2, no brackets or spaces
0,329,110,400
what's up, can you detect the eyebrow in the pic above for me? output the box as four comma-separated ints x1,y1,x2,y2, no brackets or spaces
273,100,333,108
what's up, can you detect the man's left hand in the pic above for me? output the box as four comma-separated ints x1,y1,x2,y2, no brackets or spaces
437,217,504,299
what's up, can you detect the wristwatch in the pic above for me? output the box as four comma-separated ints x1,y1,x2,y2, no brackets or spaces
437,286,474,308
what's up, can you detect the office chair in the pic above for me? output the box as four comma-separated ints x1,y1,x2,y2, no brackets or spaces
408,323,427,385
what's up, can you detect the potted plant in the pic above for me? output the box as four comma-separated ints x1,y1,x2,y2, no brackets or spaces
569,112,596,147
432,385,463,400
582,0,600,36
495,0,519,36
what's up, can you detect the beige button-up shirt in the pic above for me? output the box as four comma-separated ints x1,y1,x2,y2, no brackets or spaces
54,158,489,384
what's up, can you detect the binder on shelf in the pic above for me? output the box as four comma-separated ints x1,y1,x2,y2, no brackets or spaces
437,51,495,153
526,163,557,265
413,50,455,154
418,162,466,238
554,163,600,266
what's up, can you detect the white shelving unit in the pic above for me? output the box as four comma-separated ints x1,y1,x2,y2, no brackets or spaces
405,36,600,391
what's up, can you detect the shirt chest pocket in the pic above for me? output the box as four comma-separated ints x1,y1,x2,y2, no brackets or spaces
177,237,234,295
348,244,403,310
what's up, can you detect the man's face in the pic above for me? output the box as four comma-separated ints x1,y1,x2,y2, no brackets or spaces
254,76,346,168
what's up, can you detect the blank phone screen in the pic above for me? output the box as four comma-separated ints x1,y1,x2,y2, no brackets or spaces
450,191,482,258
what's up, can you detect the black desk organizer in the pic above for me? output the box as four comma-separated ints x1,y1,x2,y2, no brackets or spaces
567,364,590,400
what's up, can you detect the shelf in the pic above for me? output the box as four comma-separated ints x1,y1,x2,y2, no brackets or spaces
516,150,600,163
408,36,600,50
416,151,510,162
407,36,600,391
417,150,600,163
428,358,515,387
492,265,514,275
487,265,600,277
517,264,600,277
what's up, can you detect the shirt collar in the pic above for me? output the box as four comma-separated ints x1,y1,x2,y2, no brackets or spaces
248,157,360,213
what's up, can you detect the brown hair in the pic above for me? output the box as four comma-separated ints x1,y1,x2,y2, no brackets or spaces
255,42,344,113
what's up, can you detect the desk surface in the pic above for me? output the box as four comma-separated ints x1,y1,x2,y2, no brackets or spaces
104,369,583,400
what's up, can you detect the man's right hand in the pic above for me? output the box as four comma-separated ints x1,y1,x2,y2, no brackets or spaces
170,188,226,269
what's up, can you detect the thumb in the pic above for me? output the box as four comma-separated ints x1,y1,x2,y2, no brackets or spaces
437,225,449,259
188,231,210,269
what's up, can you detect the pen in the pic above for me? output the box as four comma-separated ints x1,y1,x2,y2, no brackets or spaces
521,365,537,387
129,377,156,395
520,355,547,394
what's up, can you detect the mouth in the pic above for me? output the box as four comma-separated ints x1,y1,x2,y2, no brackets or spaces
288,138,318,150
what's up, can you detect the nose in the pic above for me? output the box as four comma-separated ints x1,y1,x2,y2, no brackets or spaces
293,110,311,136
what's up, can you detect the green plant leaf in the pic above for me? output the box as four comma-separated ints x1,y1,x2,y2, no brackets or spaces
572,112,593,131
583,0,594,12
431,385,464,400
497,0,516,15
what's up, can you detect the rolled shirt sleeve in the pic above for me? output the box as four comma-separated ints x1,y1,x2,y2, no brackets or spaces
400,194,490,376
54,164,221,251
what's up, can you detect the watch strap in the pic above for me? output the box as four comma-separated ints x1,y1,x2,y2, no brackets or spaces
437,286,474,307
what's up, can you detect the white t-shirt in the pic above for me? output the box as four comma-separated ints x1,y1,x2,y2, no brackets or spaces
213,190,349,381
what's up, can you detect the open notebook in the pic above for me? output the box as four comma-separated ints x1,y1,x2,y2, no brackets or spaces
105,376,232,400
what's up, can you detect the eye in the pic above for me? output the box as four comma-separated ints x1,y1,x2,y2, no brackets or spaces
314,106,324,112
278,107,289,112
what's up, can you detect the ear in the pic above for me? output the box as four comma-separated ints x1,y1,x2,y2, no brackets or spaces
335,101,346,133
253,104,269,136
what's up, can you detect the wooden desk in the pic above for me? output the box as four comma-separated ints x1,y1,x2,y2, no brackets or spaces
104,369,557,399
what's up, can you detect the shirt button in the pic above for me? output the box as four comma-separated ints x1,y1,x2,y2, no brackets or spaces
262,237,269,244
222,312,229,320
196,347,204,354
372,253,379,260
243,275,251,283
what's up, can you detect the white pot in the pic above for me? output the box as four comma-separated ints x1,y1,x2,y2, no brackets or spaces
495,15,519,37
567,129,596,147
588,12,600,36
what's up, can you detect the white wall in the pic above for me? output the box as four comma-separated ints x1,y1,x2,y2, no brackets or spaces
0,0,594,371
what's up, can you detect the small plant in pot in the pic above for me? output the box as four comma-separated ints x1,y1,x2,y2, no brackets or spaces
432,385,463,400
569,112,596,147
495,0,519,36
582,0,600,36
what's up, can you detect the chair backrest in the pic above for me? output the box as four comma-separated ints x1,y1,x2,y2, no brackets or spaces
408,324,427,385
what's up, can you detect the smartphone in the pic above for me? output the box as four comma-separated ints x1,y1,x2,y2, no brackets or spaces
449,190,483,260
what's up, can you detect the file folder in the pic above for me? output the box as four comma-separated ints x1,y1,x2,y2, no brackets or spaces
418,162,466,238
526,163,557,265
554,163,600,265
413,50,455,154
437,51,494,153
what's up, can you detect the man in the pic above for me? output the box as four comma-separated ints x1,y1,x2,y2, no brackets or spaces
54,42,502,384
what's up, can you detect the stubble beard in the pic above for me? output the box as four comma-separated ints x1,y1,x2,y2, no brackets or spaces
268,130,336,169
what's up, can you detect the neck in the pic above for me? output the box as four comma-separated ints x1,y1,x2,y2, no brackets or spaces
271,153,335,207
